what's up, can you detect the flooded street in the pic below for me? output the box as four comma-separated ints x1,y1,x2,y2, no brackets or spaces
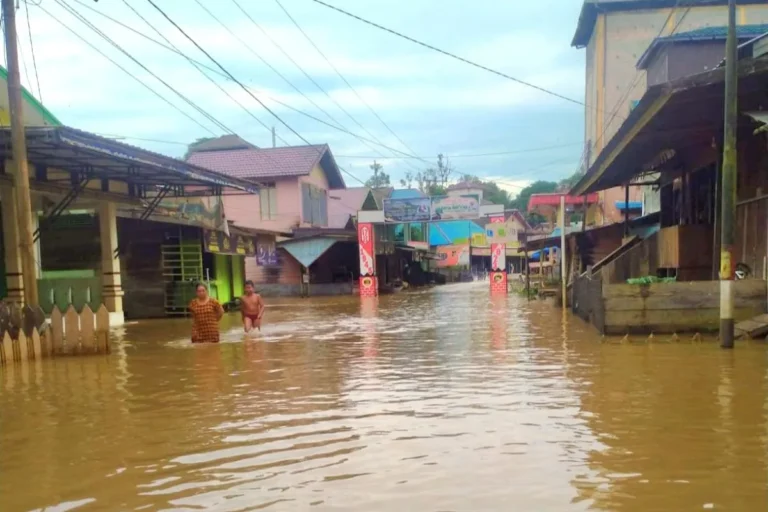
1,283,767,511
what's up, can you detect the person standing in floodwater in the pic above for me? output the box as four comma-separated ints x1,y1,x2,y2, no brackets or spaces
189,282,224,343
240,280,265,332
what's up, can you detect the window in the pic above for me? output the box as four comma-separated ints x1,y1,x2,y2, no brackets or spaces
260,184,277,220
301,183,328,226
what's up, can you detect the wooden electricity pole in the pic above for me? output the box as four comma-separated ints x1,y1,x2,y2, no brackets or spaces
719,0,738,349
2,0,38,306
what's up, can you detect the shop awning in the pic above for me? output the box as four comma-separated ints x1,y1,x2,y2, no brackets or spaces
570,55,768,195
0,126,259,196
614,201,642,211
279,236,338,268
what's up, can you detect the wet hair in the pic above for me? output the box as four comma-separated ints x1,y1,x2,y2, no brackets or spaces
195,282,208,291
244,280,254,288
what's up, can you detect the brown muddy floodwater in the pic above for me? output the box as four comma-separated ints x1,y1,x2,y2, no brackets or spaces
1,283,767,511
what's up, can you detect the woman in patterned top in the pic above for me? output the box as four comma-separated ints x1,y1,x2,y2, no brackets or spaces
189,283,224,344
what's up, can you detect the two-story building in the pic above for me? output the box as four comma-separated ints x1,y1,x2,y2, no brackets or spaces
188,141,371,296
572,0,768,224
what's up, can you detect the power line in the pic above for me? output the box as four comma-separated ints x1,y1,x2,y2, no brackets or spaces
23,0,42,102
37,2,217,136
272,0,423,163
64,0,439,163
229,0,427,174
592,2,690,155
196,0,415,170
336,141,583,159
144,0,368,186
308,0,585,108
120,0,289,147
56,0,234,135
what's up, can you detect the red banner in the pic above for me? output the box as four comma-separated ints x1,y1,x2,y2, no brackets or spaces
491,243,506,271
490,271,507,294
358,223,375,277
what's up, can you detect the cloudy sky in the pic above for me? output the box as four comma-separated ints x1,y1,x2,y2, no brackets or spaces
10,0,587,195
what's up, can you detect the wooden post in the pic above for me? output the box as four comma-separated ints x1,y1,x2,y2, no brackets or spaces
624,185,630,237
524,235,530,300
2,0,38,306
560,195,567,309
720,0,738,349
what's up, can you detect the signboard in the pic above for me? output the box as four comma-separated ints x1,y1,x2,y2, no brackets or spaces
430,196,479,221
436,244,470,268
383,198,431,222
256,237,278,266
204,230,256,256
358,223,375,277
471,233,487,247
118,196,229,234
485,216,521,249
491,243,506,272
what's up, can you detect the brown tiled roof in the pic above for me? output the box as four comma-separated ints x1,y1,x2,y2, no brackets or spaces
327,187,373,228
187,144,345,188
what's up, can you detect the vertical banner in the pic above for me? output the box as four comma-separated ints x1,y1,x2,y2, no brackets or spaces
489,215,507,294
358,222,377,297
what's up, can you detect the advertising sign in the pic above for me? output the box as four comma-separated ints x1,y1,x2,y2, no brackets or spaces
471,232,487,247
436,244,470,268
119,196,229,234
485,216,521,249
430,196,480,220
383,198,431,222
204,230,257,256
256,237,278,266
358,222,375,277
491,243,506,272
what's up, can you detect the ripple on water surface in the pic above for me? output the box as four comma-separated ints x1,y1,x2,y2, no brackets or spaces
1,285,767,511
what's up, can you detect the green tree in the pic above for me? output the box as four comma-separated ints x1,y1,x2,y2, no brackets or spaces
365,160,391,188
508,180,558,211
399,169,414,189
416,154,454,195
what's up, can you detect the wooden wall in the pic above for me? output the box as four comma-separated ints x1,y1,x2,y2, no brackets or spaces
600,232,659,284
602,280,766,334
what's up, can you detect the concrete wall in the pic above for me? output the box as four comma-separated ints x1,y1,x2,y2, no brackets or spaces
585,4,768,154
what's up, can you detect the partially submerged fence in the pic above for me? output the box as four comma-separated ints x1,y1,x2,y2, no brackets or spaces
0,303,110,366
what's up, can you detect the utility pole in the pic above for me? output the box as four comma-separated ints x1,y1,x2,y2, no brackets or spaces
719,0,738,349
271,126,276,148
2,0,38,306
560,195,567,309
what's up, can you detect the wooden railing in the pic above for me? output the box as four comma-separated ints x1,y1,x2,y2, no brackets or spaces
0,303,110,366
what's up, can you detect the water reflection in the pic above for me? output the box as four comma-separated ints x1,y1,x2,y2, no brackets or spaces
0,285,766,511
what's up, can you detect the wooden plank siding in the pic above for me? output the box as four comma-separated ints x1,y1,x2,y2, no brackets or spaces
602,280,767,334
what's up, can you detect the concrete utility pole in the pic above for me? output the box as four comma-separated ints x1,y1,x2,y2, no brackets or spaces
2,0,38,306
560,195,567,309
719,0,738,349
272,126,276,148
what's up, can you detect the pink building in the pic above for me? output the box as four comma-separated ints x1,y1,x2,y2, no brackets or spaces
188,143,355,295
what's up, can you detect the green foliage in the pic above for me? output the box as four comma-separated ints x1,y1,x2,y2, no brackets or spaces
365,160,391,188
508,180,558,212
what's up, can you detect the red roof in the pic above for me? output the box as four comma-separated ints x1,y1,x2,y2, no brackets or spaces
527,192,599,212
187,144,345,188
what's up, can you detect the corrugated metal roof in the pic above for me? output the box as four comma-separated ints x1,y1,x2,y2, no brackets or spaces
637,24,768,69
390,188,426,200
187,144,345,188
429,220,484,246
327,187,373,228
571,1,751,48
